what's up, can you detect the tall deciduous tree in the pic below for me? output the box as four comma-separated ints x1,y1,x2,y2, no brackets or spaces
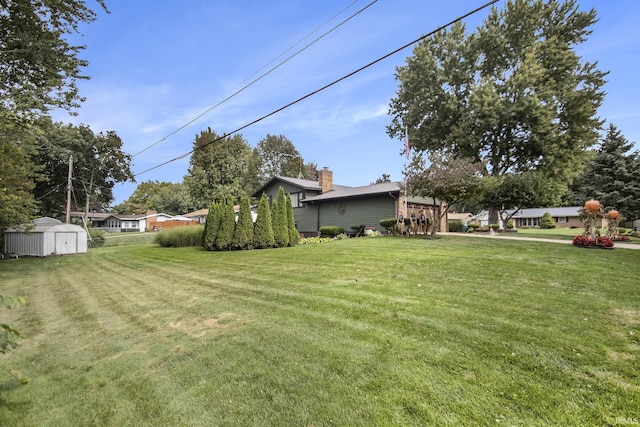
0,0,107,115
0,121,39,244
184,128,254,208
254,134,305,184
151,183,194,215
0,0,107,231
405,154,484,238
32,118,133,217
115,180,174,214
572,124,640,220
388,0,606,222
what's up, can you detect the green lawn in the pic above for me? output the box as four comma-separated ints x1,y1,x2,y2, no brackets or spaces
1,236,638,426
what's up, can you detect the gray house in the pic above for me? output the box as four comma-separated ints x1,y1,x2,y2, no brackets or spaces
252,168,446,236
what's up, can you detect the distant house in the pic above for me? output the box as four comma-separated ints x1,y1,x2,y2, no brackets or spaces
184,206,259,224
252,168,447,236
184,208,209,224
511,207,595,229
447,213,473,228
469,206,603,229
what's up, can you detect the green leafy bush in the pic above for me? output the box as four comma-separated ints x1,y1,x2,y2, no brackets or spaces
467,222,481,230
540,212,556,229
319,226,344,238
154,225,204,247
448,221,464,232
490,224,500,231
379,218,398,234
87,228,105,248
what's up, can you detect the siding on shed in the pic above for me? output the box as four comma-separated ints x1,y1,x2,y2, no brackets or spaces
3,232,43,256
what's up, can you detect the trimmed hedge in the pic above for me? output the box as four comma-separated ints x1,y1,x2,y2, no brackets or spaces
320,226,344,238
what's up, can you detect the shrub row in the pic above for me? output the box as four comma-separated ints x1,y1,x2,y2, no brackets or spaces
201,187,299,252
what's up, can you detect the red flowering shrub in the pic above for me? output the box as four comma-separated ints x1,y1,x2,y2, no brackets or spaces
572,235,614,248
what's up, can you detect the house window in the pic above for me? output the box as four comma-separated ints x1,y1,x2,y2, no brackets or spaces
522,217,540,227
556,217,568,223
289,192,303,208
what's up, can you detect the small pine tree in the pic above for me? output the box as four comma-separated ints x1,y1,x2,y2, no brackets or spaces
215,197,235,250
253,193,275,249
540,212,556,229
232,194,253,250
202,200,221,251
286,194,299,246
272,187,289,248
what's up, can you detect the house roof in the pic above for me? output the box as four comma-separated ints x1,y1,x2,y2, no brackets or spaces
448,213,473,221
184,208,209,218
511,207,582,218
303,181,400,202
252,175,322,197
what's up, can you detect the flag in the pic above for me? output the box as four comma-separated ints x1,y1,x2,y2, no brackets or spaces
404,129,411,159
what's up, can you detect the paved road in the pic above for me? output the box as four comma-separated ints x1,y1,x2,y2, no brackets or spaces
447,232,640,250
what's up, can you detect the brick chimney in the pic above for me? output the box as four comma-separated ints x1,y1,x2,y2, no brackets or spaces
318,167,333,193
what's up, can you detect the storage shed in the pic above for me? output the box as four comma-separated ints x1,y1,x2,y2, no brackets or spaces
4,217,88,257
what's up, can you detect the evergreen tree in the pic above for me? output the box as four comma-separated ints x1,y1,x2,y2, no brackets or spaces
202,200,221,251
572,124,640,220
232,195,254,250
253,193,275,249
272,187,289,248
286,194,299,246
215,197,235,251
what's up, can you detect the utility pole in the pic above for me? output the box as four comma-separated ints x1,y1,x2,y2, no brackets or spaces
65,155,73,223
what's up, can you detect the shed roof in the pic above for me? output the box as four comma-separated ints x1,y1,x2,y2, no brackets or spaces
6,217,87,233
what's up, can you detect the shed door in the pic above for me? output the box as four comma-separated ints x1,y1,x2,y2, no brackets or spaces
55,232,77,254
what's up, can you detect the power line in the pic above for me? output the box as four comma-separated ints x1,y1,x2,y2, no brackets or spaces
134,0,499,178
131,0,375,158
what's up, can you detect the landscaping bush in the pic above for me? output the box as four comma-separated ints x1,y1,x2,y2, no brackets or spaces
87,228,105,248
490,224,500,231
320,226,344,238
467,222,481,230
572,235,614,248
506,219,514,229
448,220,464,232
286,196,299,246
253,193,275,249
540,212,556,229
379,218,398,234
155,225,204,247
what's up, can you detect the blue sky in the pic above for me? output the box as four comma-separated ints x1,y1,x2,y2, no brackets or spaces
51,0,640,206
